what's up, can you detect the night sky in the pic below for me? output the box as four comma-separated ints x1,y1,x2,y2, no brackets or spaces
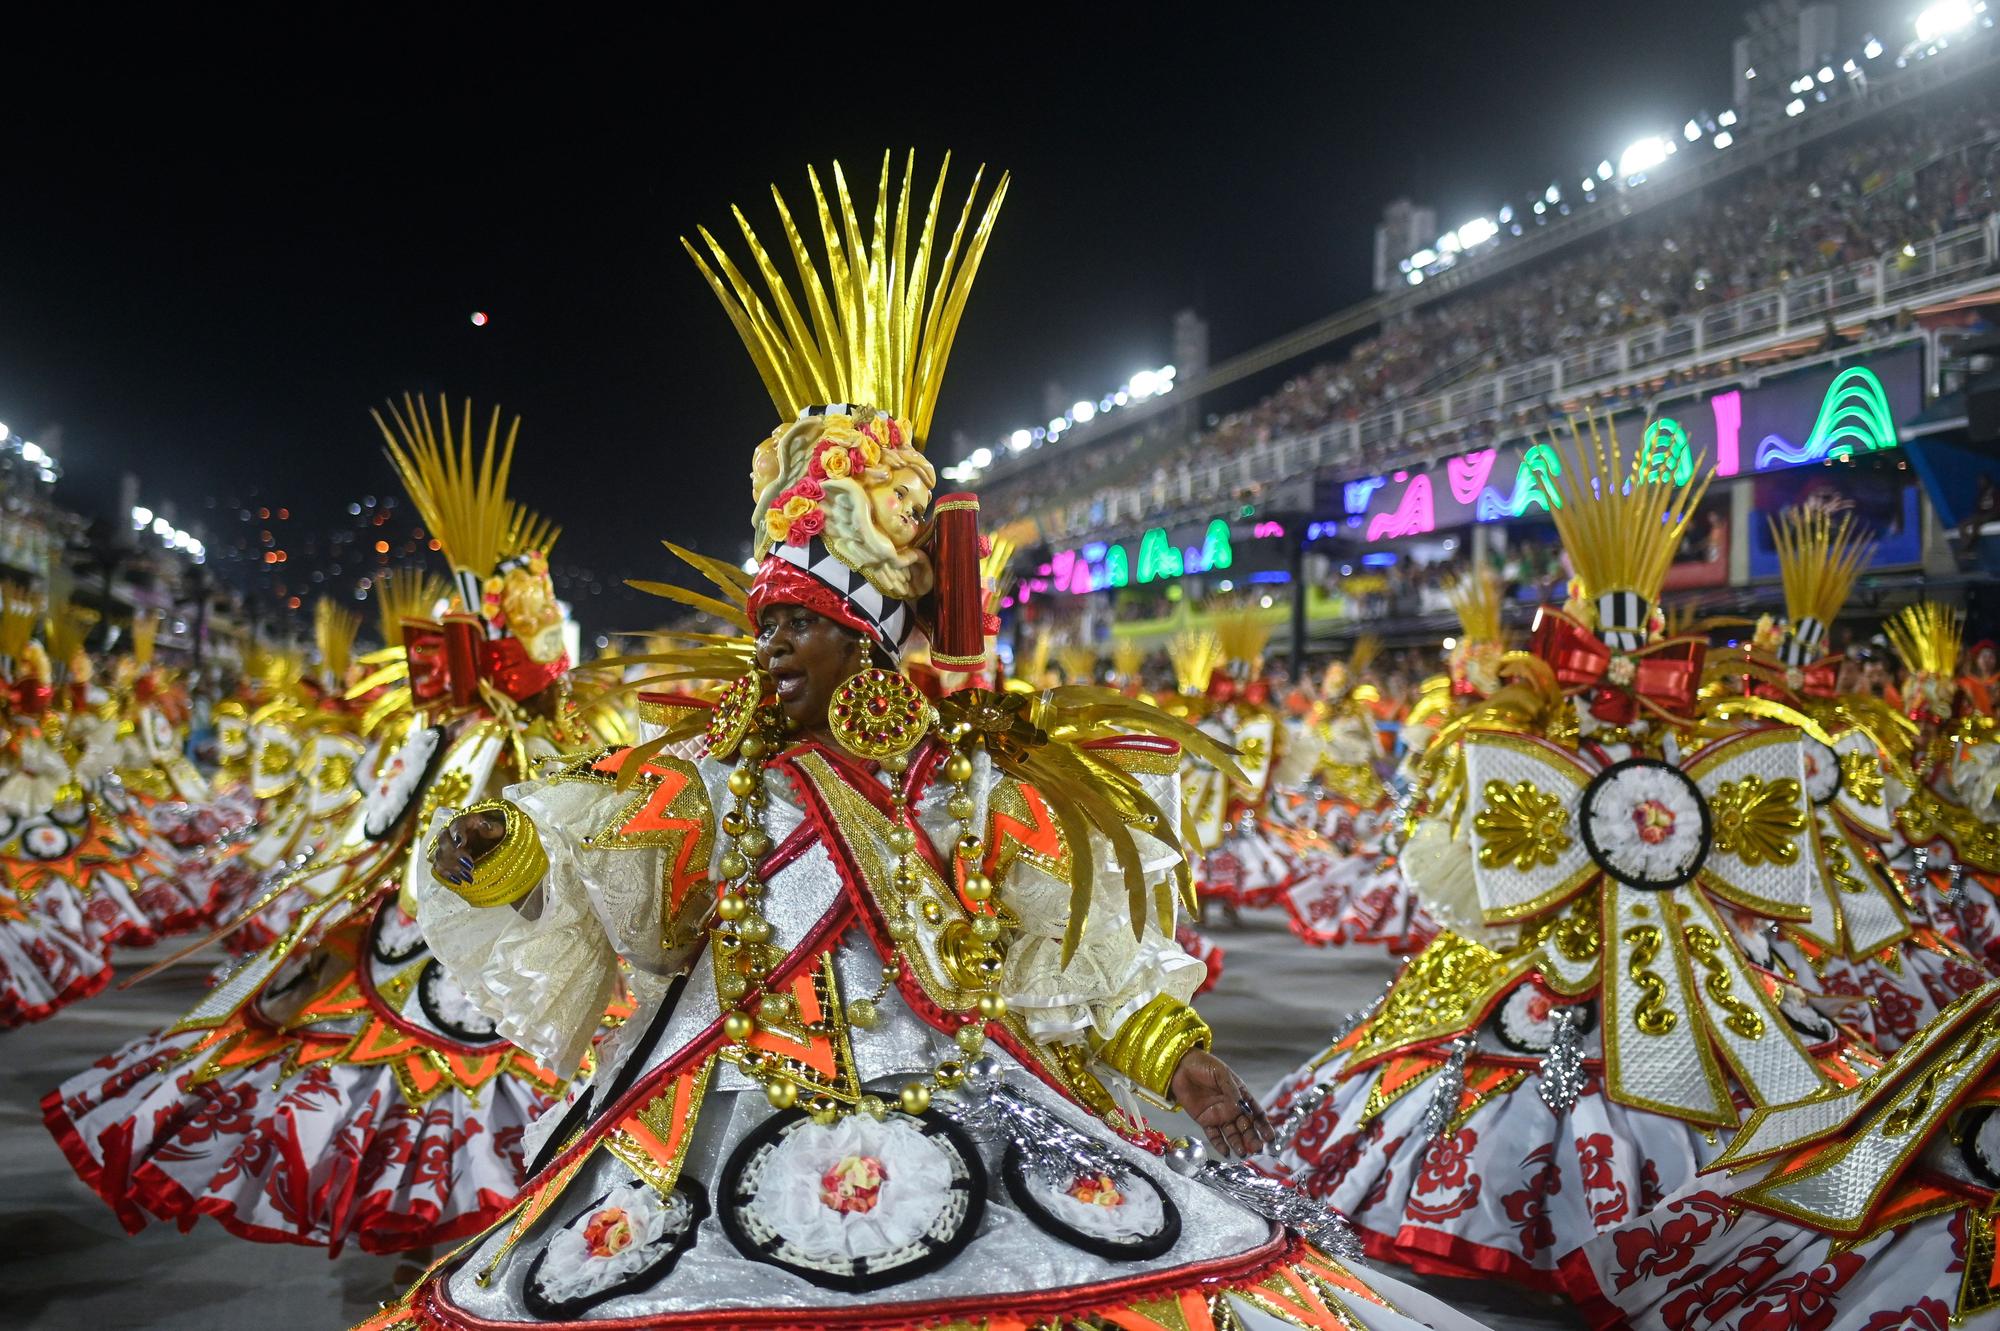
1,2,1788,629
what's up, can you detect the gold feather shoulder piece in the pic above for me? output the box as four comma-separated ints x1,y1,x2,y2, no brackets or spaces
0,582,39,664
935,683,1244,965
575,542,759,725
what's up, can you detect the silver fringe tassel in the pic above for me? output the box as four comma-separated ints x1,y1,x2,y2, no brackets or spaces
1195,1159,1364,1260
1537,1006,1586,1114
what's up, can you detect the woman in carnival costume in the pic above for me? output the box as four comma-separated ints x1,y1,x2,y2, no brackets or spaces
1259,420,1878,1291
45,398,608,1257
1270,637,1393,851
0,588,213,961
0,585,117,1026
360,155,1491,1331
1282,582,1512,956
1714,516,1986,1052
1882,602,2000,968
1565,976,2000,1329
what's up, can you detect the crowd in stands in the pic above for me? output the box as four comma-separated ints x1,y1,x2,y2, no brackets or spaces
982,81,2000,536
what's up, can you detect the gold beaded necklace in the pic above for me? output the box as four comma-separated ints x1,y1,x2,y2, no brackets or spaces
703,667,1006,1125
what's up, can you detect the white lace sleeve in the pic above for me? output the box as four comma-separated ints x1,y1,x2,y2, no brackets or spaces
996,769,1204,1048
416,763,714,1074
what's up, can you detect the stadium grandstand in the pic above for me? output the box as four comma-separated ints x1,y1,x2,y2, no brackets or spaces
964,2,2000,676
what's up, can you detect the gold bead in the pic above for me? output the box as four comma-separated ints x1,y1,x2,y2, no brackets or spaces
973,954,1004,981
898,1082,932,1115
721,810,748,837
740,829,772,858
933,1059,965,1088
971,913,1002,941
727,768,757,798
946,794,976,821
765,1078,799,1110
955,1025,987,1054
857,1094,888,1120
847,998,878,1028
719,971,748,1002
723,1011,756,1041
741,735,767,760
759,992,788,1016
807,1095,840,1125
880,751,910,774
977,993,1009,1019
887,826,916,854
738,916,772,944
943,753,974,784
962,872,994,902
880,962,902,984
956,834,984,861
718,849,747,880
921,899,943,923
741,876,765,897
716,893,747,921
886,914,916,941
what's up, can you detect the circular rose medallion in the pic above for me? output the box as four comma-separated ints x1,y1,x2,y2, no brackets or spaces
720,1107,984,1290
1579,758,1711,890
1002,1143,1180,1260
1491,983,1599,1054
1800,736,1842,808
416,959,503,1046
21,822,75,862
525,1179,708,1318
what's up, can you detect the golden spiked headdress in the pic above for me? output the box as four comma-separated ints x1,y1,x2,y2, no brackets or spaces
1056,642,1098,686
1112,638,1145,684
314,598,360,688
371,567,452,650
1885,601,1962,679
1448,570,1505,647
1169,630,1223,696
1546,413,1711,650
1769,505,1873,664
685,152,1008,446
0,582,40,667
1212,607,1273,675
373,394,563,612
130,613,160,668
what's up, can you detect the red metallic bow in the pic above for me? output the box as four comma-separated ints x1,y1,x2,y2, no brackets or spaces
404,614,568,711
1531,608,1704,724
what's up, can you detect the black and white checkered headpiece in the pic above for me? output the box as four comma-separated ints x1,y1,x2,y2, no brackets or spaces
766,535,917,656
1596,590,1651,653
1776,617,1826,667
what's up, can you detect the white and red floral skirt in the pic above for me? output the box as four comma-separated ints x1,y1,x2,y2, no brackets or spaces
1563,1186,1987,1331
43,896,569,1255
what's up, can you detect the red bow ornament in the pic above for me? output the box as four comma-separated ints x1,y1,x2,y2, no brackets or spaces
1532,607,1704,724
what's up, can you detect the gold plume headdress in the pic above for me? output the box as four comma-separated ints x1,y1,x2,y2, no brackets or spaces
1545,412,1711,650
687,154,1007,659
1769,505,1873,665
1447,570,1507,696
373,395,562,619
1885,601,1963,722
130,613,160,669
0,582,42,670
1168,630,1223,696
372,567,452,650
314,599,360,689
1056,642,1098,687
1212,607,1273,678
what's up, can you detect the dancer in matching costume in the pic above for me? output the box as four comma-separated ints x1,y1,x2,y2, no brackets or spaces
1565,977,2000,1329
358,154,1493,1331
45,398,605,1256
1260,420,1877,1290
1716,514,1986,1053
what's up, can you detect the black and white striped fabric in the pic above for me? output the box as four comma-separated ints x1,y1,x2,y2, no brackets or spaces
798,403,880,423
769,535,915,655
1595,590,1650,653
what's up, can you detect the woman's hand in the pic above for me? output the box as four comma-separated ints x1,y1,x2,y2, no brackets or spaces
431,808,507,887
1169,1047,1276,1159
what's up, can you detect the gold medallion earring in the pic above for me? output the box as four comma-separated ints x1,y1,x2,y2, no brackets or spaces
828,668,933,763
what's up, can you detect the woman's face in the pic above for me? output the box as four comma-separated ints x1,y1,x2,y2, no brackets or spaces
755,602,870,734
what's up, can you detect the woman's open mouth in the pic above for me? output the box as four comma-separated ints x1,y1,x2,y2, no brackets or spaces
772,669,806,700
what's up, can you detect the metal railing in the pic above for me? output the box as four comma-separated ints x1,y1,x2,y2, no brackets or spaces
1033,217,1999,543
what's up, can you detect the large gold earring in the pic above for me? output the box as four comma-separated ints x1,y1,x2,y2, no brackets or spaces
828,668,932,762
706,670,765,757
